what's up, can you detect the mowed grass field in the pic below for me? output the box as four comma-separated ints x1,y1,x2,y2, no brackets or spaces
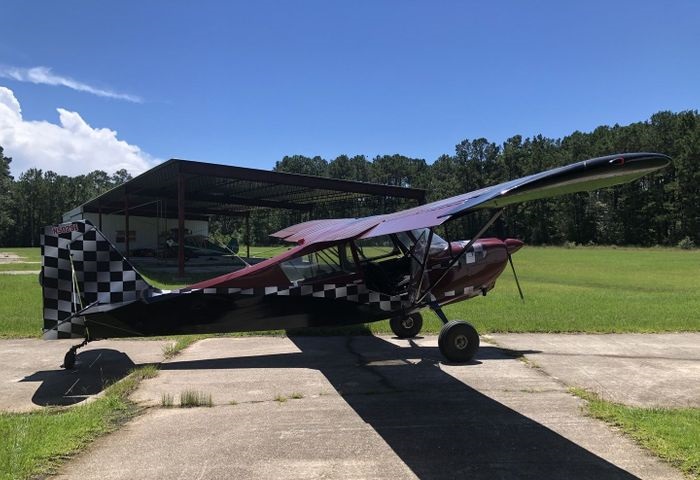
409,246,700,335
0,275,43,338
0,247,42,272
1,246,699,338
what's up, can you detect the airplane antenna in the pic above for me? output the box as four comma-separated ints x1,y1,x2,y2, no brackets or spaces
507,252,525,302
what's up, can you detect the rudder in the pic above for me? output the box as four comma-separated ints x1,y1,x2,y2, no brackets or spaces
40,220,152,339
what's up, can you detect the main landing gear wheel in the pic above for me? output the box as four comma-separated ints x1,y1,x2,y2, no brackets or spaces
390,313,423,338
438,320,480,363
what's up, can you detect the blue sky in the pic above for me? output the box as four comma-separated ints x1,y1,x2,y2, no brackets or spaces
1,1,699,176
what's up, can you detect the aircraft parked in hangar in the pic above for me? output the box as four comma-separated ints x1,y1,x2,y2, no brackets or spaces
40,153,670,368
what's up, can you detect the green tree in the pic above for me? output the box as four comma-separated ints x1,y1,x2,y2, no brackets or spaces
274,155,328,176
111,169,132,185
0,146,15,245
328,155,371,182
13,169,47,246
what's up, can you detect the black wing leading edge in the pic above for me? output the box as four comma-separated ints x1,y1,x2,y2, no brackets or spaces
443,152,671,219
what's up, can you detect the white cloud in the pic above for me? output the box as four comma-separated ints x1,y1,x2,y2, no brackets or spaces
0,86,159,177
0,65,142,103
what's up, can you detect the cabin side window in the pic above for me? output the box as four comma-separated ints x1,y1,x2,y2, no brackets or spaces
354,234,411,294
279,243,356,284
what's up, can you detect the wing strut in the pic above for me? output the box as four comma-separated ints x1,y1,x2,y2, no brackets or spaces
415,208,504,305
407,228,435,304
508,252,525,301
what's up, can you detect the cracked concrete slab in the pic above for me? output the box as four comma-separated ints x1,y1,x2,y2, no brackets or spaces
55,336,683,480
488,333,700,407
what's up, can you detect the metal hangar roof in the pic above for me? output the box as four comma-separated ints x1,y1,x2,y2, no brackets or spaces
79,159,427,217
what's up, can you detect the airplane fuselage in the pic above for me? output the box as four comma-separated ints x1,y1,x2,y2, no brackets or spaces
80,237,522,340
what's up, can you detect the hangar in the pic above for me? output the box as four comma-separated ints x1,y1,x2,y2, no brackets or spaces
64,158,426,275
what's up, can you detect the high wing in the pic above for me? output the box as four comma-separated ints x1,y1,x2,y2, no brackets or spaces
271,152,670,245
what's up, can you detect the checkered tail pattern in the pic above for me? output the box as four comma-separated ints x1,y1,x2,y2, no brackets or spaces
40,220,151,339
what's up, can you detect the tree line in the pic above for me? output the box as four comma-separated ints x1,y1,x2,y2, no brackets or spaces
0,152,132,247
1,110,698,248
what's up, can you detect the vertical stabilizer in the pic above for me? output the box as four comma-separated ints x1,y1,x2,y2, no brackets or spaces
40,220,151,339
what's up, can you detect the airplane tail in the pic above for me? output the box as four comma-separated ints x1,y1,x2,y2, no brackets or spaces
40,220,152,339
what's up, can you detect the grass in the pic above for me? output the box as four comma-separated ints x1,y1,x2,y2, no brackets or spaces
0,248,42,263
132,364,159,380
160,393,174,408
139,271,217,289
0,263,41,272
273,392,304,403
2,246,699,339
0,366,154,480
0,248,42,272
0,275,42,338
246,245,287,258
179,389,213,408
274,394,287,403
370,246,700,334
572,388,700,478
162,335,210,358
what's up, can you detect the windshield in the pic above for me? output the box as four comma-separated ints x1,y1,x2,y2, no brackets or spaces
409,228,449,256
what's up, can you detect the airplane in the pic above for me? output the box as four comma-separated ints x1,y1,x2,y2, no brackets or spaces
40,152,670,369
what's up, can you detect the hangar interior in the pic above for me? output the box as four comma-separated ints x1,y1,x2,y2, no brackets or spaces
64,159,426,274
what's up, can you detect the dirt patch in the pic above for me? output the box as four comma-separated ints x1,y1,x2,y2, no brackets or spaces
0,253,23,263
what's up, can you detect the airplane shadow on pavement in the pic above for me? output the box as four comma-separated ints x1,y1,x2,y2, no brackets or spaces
21,349,143,407
159,335,639,480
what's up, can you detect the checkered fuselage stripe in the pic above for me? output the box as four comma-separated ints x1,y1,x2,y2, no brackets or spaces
172,282,408,312
441,286,475,297
262,283,406,311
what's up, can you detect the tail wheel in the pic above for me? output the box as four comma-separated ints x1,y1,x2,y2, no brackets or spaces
390,313,423,338
62,348,77,369
438,320,480,362
61,338,90,369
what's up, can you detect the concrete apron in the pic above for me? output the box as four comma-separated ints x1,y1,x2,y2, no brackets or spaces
489,333,700,408
53,336,683,480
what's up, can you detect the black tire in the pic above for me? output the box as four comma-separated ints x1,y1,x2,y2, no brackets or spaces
62,350,76,370
390,313,423,338
438,320,480,362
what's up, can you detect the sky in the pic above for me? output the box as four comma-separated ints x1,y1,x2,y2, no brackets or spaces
1,1,699,177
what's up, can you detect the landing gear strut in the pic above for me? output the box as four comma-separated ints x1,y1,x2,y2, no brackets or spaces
390,312,423,338
62,338,90,370
430,302,480,363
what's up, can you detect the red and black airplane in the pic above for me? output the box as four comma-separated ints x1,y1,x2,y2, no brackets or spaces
40,153,670,368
